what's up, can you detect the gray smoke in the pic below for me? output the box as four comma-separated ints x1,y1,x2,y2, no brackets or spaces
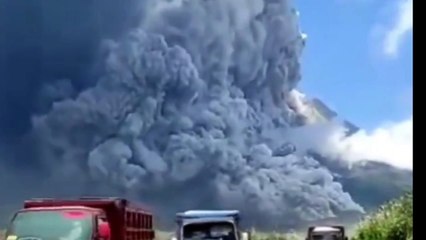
3,0,365,228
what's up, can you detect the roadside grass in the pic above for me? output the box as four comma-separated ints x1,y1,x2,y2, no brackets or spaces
156,230,175,240
250,231,302,240
352,192,412,240
155,230,303,240
0,226,354,240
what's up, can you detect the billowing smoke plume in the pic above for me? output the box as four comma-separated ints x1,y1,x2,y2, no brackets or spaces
0,0,368,228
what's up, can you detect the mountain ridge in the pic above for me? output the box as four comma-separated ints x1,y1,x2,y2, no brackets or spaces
303,97,413,211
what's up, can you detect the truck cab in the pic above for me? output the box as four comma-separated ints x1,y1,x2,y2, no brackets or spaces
174,210,250,240
305,226,348,240
4,197,155,240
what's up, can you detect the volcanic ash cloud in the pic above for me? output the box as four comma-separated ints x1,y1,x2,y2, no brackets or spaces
30,0,363,227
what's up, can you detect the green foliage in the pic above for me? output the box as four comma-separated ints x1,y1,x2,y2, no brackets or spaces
352,192,412,240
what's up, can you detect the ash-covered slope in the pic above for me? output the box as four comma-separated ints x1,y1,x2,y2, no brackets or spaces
296,95,412,212
291,95,359,134
0,0,410,230
310,98,359,135
343,162,412,209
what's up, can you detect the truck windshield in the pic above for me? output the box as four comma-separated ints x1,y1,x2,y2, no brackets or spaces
183,222,236,240
6,210,93,240
312,233,341,240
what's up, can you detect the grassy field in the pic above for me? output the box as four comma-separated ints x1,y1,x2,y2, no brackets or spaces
0,225,407,240
0,223,399,240
0,229,304,240
155,226,361,240
154,230,304,240
0,225,377,240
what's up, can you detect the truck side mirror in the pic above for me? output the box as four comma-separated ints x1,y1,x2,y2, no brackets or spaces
98,222,111,240
240,232,250,240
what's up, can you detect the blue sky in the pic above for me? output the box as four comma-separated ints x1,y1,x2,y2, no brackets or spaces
294,0,413,131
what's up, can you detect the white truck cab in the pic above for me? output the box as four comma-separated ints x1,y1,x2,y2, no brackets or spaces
174,210,250,240
305,226,348,240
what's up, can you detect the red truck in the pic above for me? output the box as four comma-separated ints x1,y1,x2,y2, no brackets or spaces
4,197,156,240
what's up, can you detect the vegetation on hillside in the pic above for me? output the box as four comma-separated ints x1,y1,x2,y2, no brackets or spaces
352,192,413,240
